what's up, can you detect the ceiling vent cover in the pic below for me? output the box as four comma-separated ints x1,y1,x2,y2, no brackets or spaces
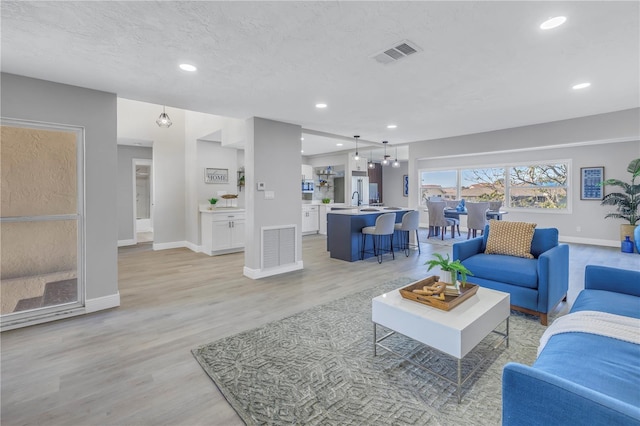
372,40,422,65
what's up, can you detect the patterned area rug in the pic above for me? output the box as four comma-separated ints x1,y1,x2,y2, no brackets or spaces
192,278,546,425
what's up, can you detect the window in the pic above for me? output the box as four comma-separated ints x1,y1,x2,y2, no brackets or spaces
461,167,505,202
509,163,568,209
420,170,457,205
420,161,570,211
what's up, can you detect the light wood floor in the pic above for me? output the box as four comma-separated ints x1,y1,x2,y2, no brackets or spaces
1,234,636,426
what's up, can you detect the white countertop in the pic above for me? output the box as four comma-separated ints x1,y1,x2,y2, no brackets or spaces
199,207,245,213
328,207,411,216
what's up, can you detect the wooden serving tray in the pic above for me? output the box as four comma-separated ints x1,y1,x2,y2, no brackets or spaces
399,276,479,311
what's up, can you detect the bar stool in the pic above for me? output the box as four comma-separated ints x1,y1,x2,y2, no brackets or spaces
394,210,420,256
361,213,396,264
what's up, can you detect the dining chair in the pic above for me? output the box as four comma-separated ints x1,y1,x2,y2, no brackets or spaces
466,201,490,239
489,201,503,211
426,200,458,240
444,200,462,236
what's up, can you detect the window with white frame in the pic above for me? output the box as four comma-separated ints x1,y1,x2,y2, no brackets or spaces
420,161,570,211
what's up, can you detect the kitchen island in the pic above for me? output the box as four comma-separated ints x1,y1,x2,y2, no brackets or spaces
326,207,412,261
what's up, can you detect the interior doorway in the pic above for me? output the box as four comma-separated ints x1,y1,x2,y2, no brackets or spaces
133,158,153,243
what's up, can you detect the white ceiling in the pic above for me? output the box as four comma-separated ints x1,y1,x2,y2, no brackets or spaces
2,1,638,159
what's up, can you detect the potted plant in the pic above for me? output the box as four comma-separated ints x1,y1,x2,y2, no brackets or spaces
208,197,218,210
322,198,331,204
425,253,473,293
601,158,640,249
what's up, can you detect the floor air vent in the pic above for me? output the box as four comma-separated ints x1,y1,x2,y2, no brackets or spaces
262,225,296,269
373,40,421,65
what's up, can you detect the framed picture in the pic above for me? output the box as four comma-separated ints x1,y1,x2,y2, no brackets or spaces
403,174,409,197
204,168,229,184
580,167,604,200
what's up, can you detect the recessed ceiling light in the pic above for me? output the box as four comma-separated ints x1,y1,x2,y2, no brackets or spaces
301,150,304,153
315,103,327,109
387,124,397,129
572,82,591,90
179,63,197,72
301,137,304,141
540,16,567,30
336,143,343,147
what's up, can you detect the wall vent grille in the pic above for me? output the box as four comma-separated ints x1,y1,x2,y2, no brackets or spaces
372,40,421,65
262,225,296,269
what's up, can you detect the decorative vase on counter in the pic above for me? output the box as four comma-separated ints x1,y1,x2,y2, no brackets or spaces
635,225,640,254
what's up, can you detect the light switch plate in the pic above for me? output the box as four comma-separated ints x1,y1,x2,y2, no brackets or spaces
257,182,265,191
264,191,275,199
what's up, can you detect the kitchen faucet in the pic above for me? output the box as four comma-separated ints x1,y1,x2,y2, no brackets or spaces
352,191,361,206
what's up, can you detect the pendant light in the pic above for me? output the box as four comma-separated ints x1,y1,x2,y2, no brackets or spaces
353,135,360,161
392,146,400,168
381,141,390,166
368,150,375,169
156,106,173,128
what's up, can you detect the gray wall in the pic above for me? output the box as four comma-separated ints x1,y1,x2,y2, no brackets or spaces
245,117,302,272
408,108,640,245
117,145,152,241
382,161,409,208
1,73,118,301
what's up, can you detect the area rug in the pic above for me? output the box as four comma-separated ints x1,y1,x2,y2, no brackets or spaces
192,277,546,425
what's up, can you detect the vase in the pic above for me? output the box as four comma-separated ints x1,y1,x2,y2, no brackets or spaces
635,225,640,254
621,236,634,253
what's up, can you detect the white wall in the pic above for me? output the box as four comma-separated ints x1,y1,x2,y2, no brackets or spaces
117,145,153,242
117,98,186,248
408,108,640,246
1,73,118,304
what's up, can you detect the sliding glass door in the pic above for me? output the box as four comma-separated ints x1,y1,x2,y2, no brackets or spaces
1,119,84,328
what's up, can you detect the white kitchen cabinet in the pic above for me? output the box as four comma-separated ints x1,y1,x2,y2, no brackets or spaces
301,205,319,235
318,203,345,235
200,209,245,255
301,164,314,180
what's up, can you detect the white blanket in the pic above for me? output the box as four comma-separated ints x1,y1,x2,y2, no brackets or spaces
538,310,640,356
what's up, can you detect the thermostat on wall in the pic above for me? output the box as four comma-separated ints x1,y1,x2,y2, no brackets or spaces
257,182,265,191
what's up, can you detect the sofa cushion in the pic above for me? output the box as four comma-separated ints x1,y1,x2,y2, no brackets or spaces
462,253,538,289
534,333,640,408
484,220,536,259
572,289,640,319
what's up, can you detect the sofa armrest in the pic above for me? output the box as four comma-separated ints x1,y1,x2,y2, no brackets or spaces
536,243,569,313
452,237,483,262
503,363,640,426
585,265,640,297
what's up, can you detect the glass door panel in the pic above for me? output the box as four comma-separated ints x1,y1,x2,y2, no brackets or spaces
0,121,84,326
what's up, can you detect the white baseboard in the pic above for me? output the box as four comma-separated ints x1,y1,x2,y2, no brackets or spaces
185,241,201,253
243,261,304,280
153,241,187,250
118,239,136,247
85,292,120,313
559,235,619,247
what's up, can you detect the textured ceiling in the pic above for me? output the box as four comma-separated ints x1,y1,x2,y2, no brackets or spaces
2,1,639,156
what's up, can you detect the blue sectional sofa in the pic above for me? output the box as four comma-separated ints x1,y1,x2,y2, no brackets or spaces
453,226,568,325
502,265,640,426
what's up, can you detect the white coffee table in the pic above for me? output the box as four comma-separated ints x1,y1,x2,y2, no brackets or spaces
372,285,510,403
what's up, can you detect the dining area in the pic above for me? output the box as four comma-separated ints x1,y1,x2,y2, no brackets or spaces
424,198,508,240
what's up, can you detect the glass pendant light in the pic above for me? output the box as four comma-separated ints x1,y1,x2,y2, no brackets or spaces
381,141,390,166
368,150,375,169
353,135,360,161
156,106,173,128
392,147,400,168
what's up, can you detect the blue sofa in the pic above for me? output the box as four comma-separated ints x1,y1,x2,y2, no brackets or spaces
453,226,568,325
502,265,640,425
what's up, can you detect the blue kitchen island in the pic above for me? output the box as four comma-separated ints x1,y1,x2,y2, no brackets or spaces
326,208,412,261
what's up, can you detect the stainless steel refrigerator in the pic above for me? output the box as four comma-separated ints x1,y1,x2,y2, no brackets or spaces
351,176,369,206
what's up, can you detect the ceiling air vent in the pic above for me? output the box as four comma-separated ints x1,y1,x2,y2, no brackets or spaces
372,40,421,65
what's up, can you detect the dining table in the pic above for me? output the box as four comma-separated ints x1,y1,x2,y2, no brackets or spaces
443,208,508,220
